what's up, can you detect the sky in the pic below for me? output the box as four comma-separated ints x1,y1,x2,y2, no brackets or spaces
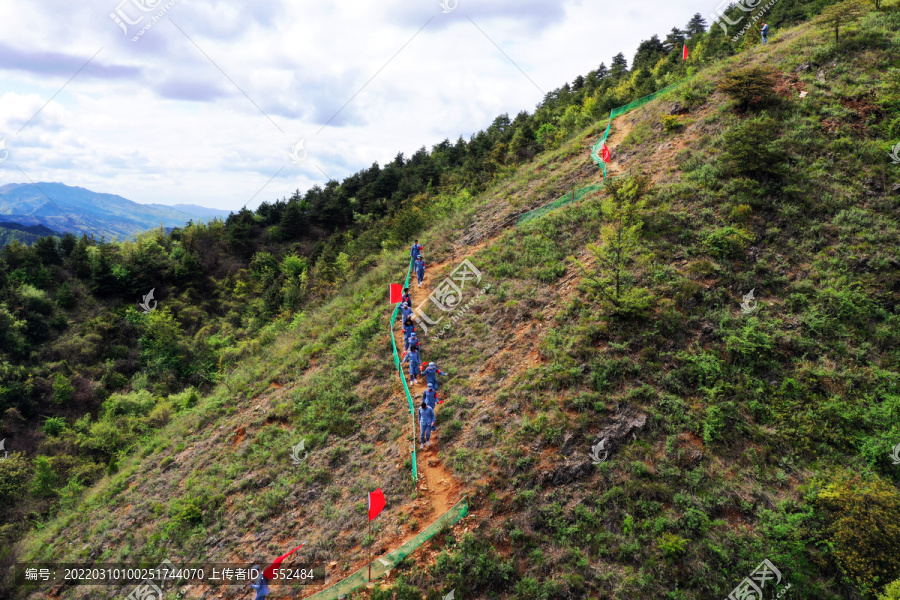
0,0,711,212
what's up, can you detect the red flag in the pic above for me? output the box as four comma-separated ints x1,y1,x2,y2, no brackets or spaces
683,45,688,61
389,283,402,304
263,543,304,580
368,488,386,521
601,144,611,163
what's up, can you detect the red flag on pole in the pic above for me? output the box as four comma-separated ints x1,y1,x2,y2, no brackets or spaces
683,45,689,61
368,488,386,521
263,543,304,580
389,283,402,304
601,144,611,163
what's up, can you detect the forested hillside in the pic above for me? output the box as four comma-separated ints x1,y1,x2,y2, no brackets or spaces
3,0,900,598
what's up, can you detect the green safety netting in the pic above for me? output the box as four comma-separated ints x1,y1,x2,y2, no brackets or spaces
589,83,678,171
390,257,418,482
518,84,678,226
516,183,606,225
304,498,470,600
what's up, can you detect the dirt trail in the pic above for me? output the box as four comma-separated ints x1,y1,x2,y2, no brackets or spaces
605,117,636,177
396,255,468,517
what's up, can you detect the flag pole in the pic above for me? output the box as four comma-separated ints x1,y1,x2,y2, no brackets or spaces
368,518,372,582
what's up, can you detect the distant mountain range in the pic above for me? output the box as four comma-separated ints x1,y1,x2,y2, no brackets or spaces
0,221,60,247
0,183,232,241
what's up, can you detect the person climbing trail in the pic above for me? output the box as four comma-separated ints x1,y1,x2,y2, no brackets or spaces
400,302,413,322
402,316,416,348
405,332,421,353
402,345,422,385
421,362,444,391
250,567,270,599
401,287,412,306
411,240,424,261
422,383,439,411
418,400,436,449
761,22,769,45
414,255,426,287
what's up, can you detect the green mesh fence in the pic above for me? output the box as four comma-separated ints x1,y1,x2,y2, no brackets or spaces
517,84,678,227
390,258,418,482
589,83,678,169
304,498,470,600
516,183,605,225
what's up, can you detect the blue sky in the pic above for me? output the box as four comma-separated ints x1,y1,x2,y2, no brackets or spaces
0,0,710,211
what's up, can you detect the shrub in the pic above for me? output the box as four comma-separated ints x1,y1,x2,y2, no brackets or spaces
816,475,900,595
30,456,58,498
656,532,689,558
703,226,754,259
661,115,684,132
0,453,30,504
880,580,900,600
717,66,779,112
52,374,75,405
720,116,787,181
43,416,66,437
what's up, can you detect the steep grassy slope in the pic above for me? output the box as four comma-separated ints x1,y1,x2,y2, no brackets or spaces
14,5,900,600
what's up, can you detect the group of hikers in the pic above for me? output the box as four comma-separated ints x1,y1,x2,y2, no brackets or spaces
398,240,445,450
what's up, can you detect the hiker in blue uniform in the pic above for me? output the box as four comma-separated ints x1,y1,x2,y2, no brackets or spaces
418,400,436,449
402,346,422,385
401,287,412,306
422,383,439,410
400,302,413,322
411,240,424,261
761,22,769,44
402,316,416,348
250,567,270,599
414,255,426,286
421,362,444,391
405,332,421,354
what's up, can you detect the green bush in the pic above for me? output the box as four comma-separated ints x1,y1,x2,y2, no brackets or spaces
816,475,900,595
656,532,689,558
703,226,754,259
52,374,75,405
30,456,58,498
661,115,683,132
717,66,779,112
879,579,900,600
43,416,66,437
720,116,787,181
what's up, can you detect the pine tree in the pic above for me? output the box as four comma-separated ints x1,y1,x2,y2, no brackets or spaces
685,13,707,37
279,199,306,240
663,27,687,53
581,174,653,317
633,35,666,70
610,53,628,78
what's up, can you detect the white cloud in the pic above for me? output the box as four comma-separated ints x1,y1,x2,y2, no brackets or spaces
0,0,709,211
